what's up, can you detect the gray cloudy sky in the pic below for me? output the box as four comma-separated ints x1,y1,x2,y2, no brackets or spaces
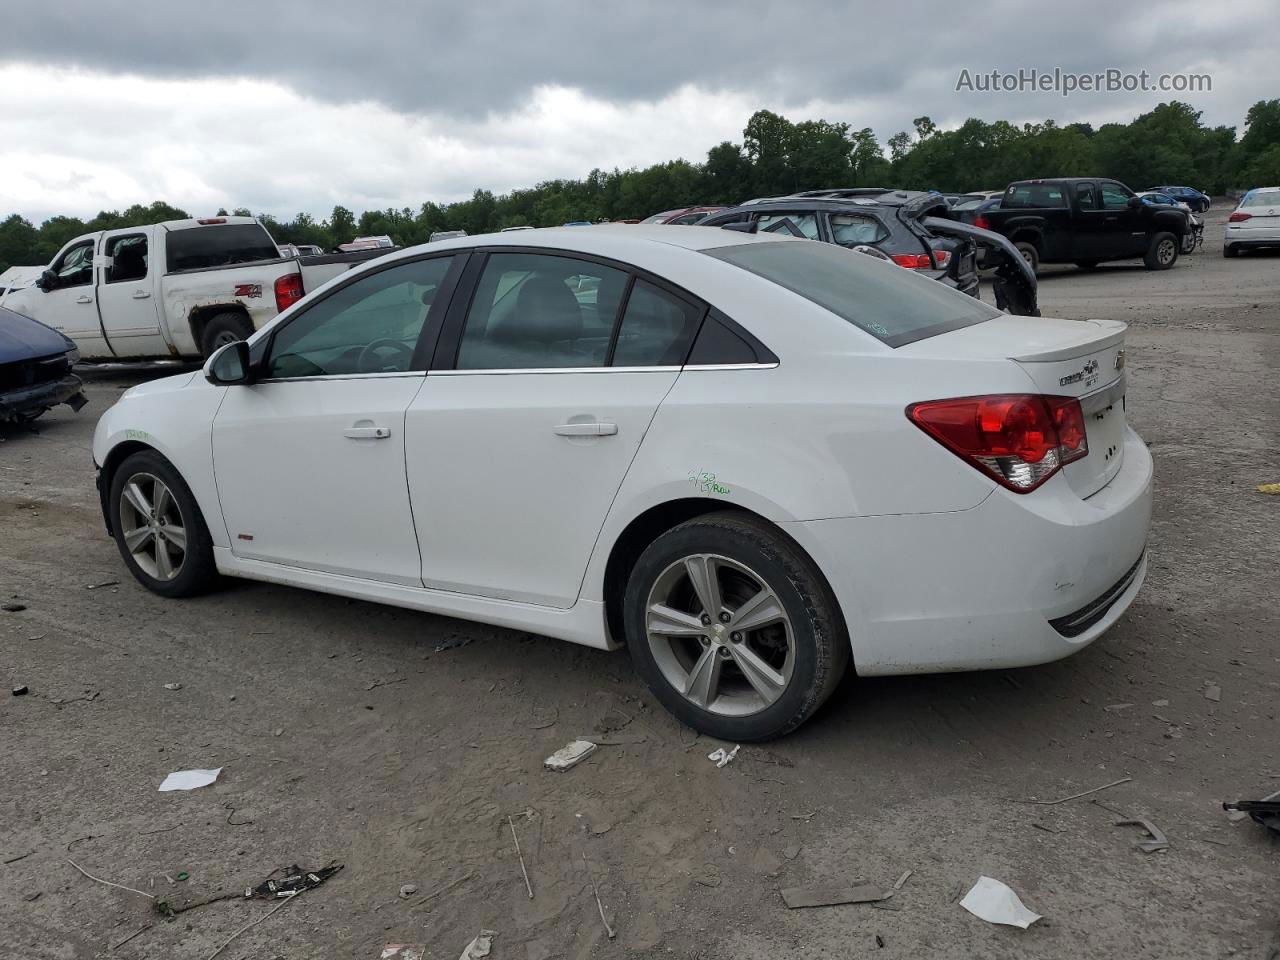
0,0,1273,222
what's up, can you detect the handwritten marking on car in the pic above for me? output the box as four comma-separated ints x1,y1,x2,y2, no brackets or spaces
125,429,150,441
688,469,731,496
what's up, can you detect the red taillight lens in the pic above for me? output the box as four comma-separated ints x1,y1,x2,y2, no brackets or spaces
890,254,933,269
932,249,951,268
197,217,228,225
907,394,1089,493
1228,211,1252,222
974,215,990,229
274,272,304,312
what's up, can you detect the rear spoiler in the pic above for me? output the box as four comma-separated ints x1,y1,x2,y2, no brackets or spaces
922,216,1040,317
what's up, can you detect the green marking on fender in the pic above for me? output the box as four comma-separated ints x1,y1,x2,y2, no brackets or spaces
125,429,151,441
688,469,731,496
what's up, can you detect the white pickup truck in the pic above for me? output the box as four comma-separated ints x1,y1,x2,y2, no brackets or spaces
0,216,386,360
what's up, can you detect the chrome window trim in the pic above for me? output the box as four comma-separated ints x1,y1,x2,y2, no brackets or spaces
255,371,426,384
428,361,779,376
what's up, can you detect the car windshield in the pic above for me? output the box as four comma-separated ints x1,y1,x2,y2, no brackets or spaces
165,224,280,273
1242,190,1280,208
704,240,999,348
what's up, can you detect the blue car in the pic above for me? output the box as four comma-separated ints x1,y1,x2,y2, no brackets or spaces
0,306,86,424
1147,185,1211,213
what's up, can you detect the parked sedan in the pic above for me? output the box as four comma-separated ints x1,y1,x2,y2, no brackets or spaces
93,226,1152,740
1147,185,1211,213
1,306,86,424
1223,187,1280,257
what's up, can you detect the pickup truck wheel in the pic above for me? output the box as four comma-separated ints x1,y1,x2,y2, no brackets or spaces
1144,233,1179,270
1074,260,1100,270
200,312,254,357
109,450,219,598
1013,242,1040,275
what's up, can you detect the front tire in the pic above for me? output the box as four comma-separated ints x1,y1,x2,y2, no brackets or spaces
1144,232,1179,270
623,513,848,741
199,312,255,358
109,450,218,598
1014,241,1040,275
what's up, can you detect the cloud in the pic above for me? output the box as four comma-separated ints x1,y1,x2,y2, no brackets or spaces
0,0,1274,222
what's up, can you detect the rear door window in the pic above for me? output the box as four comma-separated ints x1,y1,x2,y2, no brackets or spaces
1003,184,1068,209
1075,182,1099,210
755,212,820,239
104,235,149,283
828,213,889,247
704,240,999,348
611,280,702,367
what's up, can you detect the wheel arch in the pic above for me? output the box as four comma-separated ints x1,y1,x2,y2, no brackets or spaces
598,497,849,659
97,440,156,534
188,303,252,356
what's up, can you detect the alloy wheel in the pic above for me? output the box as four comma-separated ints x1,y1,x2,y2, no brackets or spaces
211,330,242,350
118,472,187,581
645,553,795,716
1158,239,1176,265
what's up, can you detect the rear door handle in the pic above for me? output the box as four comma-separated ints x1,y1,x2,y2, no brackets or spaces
343,425,391,439
76,295,93,304
554,422,618,437
132,290,151,299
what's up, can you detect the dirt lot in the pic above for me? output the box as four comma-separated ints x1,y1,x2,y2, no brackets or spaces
3,207,1278,959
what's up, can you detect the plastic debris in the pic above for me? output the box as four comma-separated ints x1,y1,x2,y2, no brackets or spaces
782,884,888,909
163,683,182,691
707,745,740,768
381,947,425,960
1115,818,1169,853
1257,483,1280,495
1204,683,1222,703
246,863,343,899
458,929,497,960
158,768,221,792
398,884,417,899
544,739,597,771
2,602,27,612
12,685,29,696
959,877,1041,929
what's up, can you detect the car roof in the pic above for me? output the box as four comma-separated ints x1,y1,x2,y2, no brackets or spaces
707,191,943,218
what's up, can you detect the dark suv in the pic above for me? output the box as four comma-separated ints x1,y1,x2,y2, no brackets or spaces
698,190,1038,315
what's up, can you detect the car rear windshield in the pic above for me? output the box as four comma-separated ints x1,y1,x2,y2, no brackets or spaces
165,224,281,273
1002,184,1069,209
704,240,999,348
1242,190,1280,208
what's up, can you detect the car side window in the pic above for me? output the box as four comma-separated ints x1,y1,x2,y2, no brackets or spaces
104,235,148,283
455,253,628,370
828,214,889,247
1076,182,1098,210
756,212,820,239
1100,183,1132,210
611,280,702,367
266,256,453,379
51,240,95,288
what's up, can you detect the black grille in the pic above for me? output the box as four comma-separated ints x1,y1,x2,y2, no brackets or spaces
1049,553,1145,638
0,353,70,392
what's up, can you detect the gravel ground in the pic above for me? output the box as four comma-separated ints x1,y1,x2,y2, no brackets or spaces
2,207,1278,959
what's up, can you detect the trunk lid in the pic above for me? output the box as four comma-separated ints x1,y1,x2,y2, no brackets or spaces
909,315,1128,498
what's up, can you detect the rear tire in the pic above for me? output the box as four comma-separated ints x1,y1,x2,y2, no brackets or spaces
1223,244,1238,258
109,450,219,598
623,512,849,741
1073,259,1100,270
200,312,255,358
1144,233,1179,270
1014,241,1040,275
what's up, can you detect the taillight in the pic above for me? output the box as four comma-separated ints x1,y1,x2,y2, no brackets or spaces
1228,211,1252,222
197,217,227,225
907,394,1088,493
974,215,990,229
890,254,933,269
931,249,951,268
274,272,304,312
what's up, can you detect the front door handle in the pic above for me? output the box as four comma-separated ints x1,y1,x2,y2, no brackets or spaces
343,425,391,439
132,290,151,299
76,295,93,304
554,422,618,437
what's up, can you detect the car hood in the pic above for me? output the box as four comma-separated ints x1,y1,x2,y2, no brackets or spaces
0,306,74,362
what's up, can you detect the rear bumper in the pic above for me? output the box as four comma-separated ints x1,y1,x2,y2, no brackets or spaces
785,426,1154,675
0,373,86,422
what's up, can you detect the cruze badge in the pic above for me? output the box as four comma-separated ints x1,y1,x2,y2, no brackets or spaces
1060,358,1099,387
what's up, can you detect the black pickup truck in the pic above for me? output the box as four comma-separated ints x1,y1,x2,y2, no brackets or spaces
976,178,1189,273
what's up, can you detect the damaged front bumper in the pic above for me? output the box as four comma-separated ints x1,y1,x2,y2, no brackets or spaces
0,374,87,423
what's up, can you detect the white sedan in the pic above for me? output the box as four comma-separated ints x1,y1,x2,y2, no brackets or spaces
93,226,1153,740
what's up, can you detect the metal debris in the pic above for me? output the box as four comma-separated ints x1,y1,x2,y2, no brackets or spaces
1204,683,1222,703
582,852,616,939
246,863,343,899
1011,776,1132,805
1115,818,1170,853
508,815,533,899
781,884,888,908
12,684,28,696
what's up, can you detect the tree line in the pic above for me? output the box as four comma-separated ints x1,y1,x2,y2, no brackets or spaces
2,98,1278,271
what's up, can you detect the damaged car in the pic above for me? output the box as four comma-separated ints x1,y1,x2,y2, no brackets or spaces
0,305,86,424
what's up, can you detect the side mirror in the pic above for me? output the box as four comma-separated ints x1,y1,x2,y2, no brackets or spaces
204,340,254,386
37,269,57,291
1127,196,1143,209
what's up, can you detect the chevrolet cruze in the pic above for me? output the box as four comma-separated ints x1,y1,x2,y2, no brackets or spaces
93,225,1153,740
